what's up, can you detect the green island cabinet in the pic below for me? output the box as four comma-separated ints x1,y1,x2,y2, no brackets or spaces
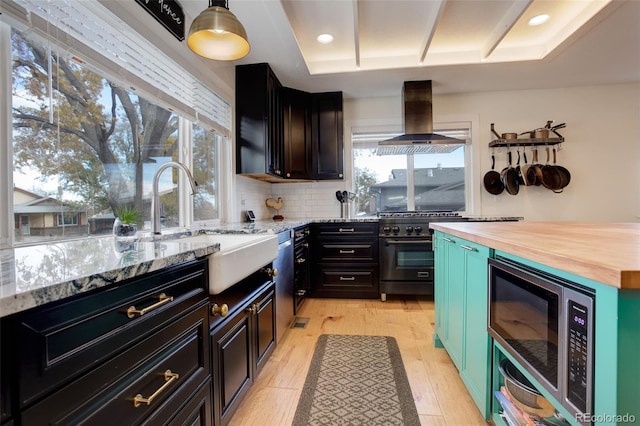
433,231,492,419
434,230,640,426
489,251,640,426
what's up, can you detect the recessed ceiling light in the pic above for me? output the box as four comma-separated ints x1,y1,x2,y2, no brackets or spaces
528,14,550,26
317,33,334,44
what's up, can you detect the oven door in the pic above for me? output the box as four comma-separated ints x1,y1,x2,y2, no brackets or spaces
380,237,433,281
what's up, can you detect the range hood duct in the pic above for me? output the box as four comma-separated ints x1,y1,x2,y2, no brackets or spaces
378,81,464,155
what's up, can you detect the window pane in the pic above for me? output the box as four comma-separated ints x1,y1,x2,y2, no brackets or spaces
353,147,407,215
11,29,179,243
192,125,219,222
414,147,466,211
352,128,469,215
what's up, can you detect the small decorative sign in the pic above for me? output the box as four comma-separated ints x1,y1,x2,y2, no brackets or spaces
135,0,185,41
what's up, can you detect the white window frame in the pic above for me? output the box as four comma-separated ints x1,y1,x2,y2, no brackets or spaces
1,0,231,248
350,115,479,215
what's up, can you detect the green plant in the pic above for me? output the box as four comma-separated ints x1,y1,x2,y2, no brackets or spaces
114,205,141,225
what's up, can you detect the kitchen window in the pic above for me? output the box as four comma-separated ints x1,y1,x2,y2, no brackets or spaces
352,125,471,215
1,1,230,247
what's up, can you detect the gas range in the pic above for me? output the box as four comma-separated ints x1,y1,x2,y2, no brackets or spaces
378,211,467,237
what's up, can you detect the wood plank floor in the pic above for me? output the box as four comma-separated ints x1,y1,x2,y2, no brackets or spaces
229,296,488,426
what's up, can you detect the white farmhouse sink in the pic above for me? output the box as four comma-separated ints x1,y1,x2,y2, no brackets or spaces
183,234,278,294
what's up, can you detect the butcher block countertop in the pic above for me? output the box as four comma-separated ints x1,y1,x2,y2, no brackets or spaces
429,222,640,290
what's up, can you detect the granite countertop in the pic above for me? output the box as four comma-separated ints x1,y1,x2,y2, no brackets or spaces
429,221,640,289
0,215,520,318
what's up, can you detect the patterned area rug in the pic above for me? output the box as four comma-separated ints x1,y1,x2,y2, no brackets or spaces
292,334,420,425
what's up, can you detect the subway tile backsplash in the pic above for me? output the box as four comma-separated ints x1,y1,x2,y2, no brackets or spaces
236,177,347,222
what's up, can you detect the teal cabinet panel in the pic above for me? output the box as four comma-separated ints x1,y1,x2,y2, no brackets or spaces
433,231,492,419
460,239,492,418
445,240,465,370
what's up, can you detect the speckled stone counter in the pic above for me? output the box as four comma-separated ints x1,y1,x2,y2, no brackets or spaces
0,215,518,318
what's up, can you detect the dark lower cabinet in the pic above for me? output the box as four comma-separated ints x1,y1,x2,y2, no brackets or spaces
311,222,379,298
210,273,276,426
0,259,210,425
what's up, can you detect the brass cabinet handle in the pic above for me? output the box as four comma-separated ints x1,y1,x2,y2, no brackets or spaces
127,293,174,318
339,228,355,233
263,267,278,277
339,276,356,281
133,370,179,408
459,244,478,252
339,249,355,254
296,258,306,264
245,303,259,315
211,303,229,317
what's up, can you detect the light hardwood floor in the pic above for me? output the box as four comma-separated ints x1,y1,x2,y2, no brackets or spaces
228,296,488,426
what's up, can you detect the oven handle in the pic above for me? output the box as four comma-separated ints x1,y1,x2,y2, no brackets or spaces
384,239,432,245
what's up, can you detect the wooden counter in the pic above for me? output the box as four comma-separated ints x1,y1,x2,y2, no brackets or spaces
429,222,640,289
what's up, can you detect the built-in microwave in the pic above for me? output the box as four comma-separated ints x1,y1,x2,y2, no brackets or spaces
488,257,594,424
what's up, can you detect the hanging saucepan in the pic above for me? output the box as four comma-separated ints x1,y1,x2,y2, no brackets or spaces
519,128,550,139
502,150,520,195
541,147,563,192
491,123,518,140
519,150,534,186
527,149,541,186
483,154,504,195
552,148,571,191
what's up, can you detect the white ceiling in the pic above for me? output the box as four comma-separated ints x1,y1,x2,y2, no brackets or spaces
180,0,639,99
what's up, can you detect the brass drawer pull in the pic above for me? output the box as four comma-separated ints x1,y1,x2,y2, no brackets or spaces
338,228,355,233
127,293,174,318
339,276,356,281
133,369,179,408
339,249,355,254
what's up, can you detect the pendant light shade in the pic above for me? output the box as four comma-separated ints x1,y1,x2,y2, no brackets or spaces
187,0,250,61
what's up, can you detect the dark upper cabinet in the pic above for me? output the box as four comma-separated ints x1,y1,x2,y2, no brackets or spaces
235,63,283,177
282,87,312,179
312,92,344,180
236,63,343,181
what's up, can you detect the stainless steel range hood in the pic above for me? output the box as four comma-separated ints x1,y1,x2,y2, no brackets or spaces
378,81,464,155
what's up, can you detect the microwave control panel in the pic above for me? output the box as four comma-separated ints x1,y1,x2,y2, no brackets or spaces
567,300,590,412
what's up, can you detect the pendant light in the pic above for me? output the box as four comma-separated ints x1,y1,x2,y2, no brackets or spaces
187,0,250,61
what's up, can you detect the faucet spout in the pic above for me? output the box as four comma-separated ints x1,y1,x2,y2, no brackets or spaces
152,161,198,234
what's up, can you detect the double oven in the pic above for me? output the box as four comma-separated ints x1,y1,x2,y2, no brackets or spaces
378,211,465,300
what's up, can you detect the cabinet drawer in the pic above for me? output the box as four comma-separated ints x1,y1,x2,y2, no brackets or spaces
142,377,212,426
315,240,378,262
22,303,210,425
312,264,379,298
312,222,377,237
16,259,207,408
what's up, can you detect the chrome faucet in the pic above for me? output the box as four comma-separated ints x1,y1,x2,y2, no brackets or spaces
152,161,198,234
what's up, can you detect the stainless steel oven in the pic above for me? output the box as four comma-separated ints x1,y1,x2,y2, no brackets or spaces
488,257,594,424
378,211,464,300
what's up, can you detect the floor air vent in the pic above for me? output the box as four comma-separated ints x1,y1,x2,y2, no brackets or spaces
291,317,309,329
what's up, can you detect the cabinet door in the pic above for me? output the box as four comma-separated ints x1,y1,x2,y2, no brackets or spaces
433,232,448,345
253,286,276,375
235,63,283,177
311,92,344,180
211,311,252,426
445,238,465,370
282,87,312,179
459,240,491,418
